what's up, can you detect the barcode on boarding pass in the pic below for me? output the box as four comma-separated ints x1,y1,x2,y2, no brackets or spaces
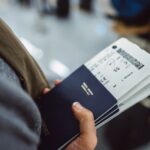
117,48,144,70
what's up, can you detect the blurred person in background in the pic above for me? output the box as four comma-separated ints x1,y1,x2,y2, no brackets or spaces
38,0,93,18
0,19,97,150
107,0,150,39
79,0,93,12
18,0,31,6
56,0,93,17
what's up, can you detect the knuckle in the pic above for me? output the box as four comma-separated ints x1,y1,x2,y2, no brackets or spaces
87,110,94,120
81,108,94,122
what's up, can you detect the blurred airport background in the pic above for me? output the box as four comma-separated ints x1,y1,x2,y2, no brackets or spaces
0,0,149,149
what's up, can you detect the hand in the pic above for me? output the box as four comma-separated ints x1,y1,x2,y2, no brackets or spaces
42,80,60,94
43,80,97,150
66,102,97,150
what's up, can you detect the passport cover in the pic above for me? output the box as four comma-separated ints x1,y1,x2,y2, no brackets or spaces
37,65,117,149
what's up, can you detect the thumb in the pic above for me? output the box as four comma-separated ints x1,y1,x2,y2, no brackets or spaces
66,102,97,150
72,102,96,138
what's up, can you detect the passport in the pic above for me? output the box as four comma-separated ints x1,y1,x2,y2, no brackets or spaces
36,38,150,149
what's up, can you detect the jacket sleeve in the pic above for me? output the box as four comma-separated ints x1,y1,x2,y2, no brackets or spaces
0,77,42,150
0,18,50,99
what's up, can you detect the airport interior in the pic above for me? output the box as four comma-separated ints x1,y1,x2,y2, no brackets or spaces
0,0,150,149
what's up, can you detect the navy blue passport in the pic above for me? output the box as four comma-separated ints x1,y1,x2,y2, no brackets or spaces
95,105,119,125
37,65,117,149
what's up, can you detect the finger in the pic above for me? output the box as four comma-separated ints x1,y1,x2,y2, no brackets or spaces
54,80,61,85
72,102,96,137
71,102,97,149
42,88,50,94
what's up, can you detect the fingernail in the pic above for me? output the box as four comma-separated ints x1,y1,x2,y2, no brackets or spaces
43,88,50,94
73,102,83,111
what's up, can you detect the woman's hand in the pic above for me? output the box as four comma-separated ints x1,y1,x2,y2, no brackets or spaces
66,102,97,150
43,80,97,150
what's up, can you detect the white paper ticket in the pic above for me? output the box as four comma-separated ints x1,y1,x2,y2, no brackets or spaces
85,38,150,99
